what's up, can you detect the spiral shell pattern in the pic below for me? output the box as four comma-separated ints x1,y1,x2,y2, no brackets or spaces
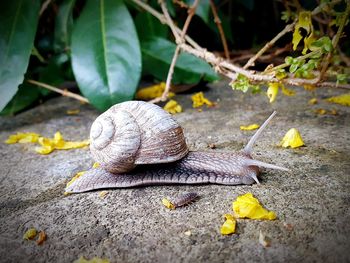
90,101,189,173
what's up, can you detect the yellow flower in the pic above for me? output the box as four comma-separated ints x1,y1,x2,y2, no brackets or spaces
23,228,37,240
5,132,40,144
162,198,175,209
240,124,260,131
220,214,236,235
135,82,175,100
279,128,305,148
267,83,279,103
35,132,89,154
232,193,277,220
163,100,182,114
326,93,350,106
191,92,214,108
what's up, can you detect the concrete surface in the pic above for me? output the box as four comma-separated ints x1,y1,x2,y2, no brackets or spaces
0,81,349,263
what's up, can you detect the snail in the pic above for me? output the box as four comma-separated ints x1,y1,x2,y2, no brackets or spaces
65,101,288,193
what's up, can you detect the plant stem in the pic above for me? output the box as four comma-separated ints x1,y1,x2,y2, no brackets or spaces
209,0,230,59
27,79,89,104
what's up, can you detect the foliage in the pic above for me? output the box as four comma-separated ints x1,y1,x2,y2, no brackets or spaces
0,0,349,114
0,0,220,114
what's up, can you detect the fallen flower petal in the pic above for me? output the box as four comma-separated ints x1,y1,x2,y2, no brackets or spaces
36,231,47,245
191,92,214,108
23,228,37,240
5,132,40,144
267,83,279,103
308,98,318,105
281,85,295,96
66,171,86,189
92,162,100,168
232,193,277,220
66,109,80,115
162,198,175,210
163,100,183,114
279,128,305,148
220,214,236,235
240,124,260,131
135,82,175,100
326,93,350,106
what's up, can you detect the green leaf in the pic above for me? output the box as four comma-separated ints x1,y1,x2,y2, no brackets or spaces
0,0,40,111
54,0,76,52
134,12,168,40
141,37,218,84
0,82,40,115
71,0,141,111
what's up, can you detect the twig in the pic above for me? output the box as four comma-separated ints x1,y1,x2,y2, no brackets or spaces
209,0,230,60
27,79,89,104
243,21,296,69
39,0,52,16
130,0,202,50
319,1,350,80
150,0,200,103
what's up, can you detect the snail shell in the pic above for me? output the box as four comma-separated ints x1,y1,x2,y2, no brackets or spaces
90,101,189,173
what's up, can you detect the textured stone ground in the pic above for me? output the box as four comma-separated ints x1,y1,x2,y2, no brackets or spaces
0,81,349,263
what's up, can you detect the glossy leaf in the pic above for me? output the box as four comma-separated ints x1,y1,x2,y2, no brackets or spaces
71,0,141,111
134,12,168,40
0,0,40,111
0,82,40,116
54,0,76,52
141,37,218,84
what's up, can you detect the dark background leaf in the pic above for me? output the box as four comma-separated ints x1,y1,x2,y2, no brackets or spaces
71,0,141,111
0,0,40,111
141,37,218,84
54,0,76,52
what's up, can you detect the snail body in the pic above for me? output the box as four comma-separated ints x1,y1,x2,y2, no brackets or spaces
65,101,288,193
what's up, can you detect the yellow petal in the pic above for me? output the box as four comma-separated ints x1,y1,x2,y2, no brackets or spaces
308,98,318,105
23,228,37,240
92,162,100,168
38,137,54,147
35,145,55,155
232,193,277,220
5,132,40,144
162,198,175,209
73,256,110,263
191,92,214,108
135,82,175,100
292,11,313,51
55,140,90,150
240,124,260,131
163,100,183,114
326,93,350,106
279,128,305,148
314,109,327,115
99,191,109,198
267,83,279,103
66,109,80,115
281,84,296,96
66,171,86,189
220,214,236,235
